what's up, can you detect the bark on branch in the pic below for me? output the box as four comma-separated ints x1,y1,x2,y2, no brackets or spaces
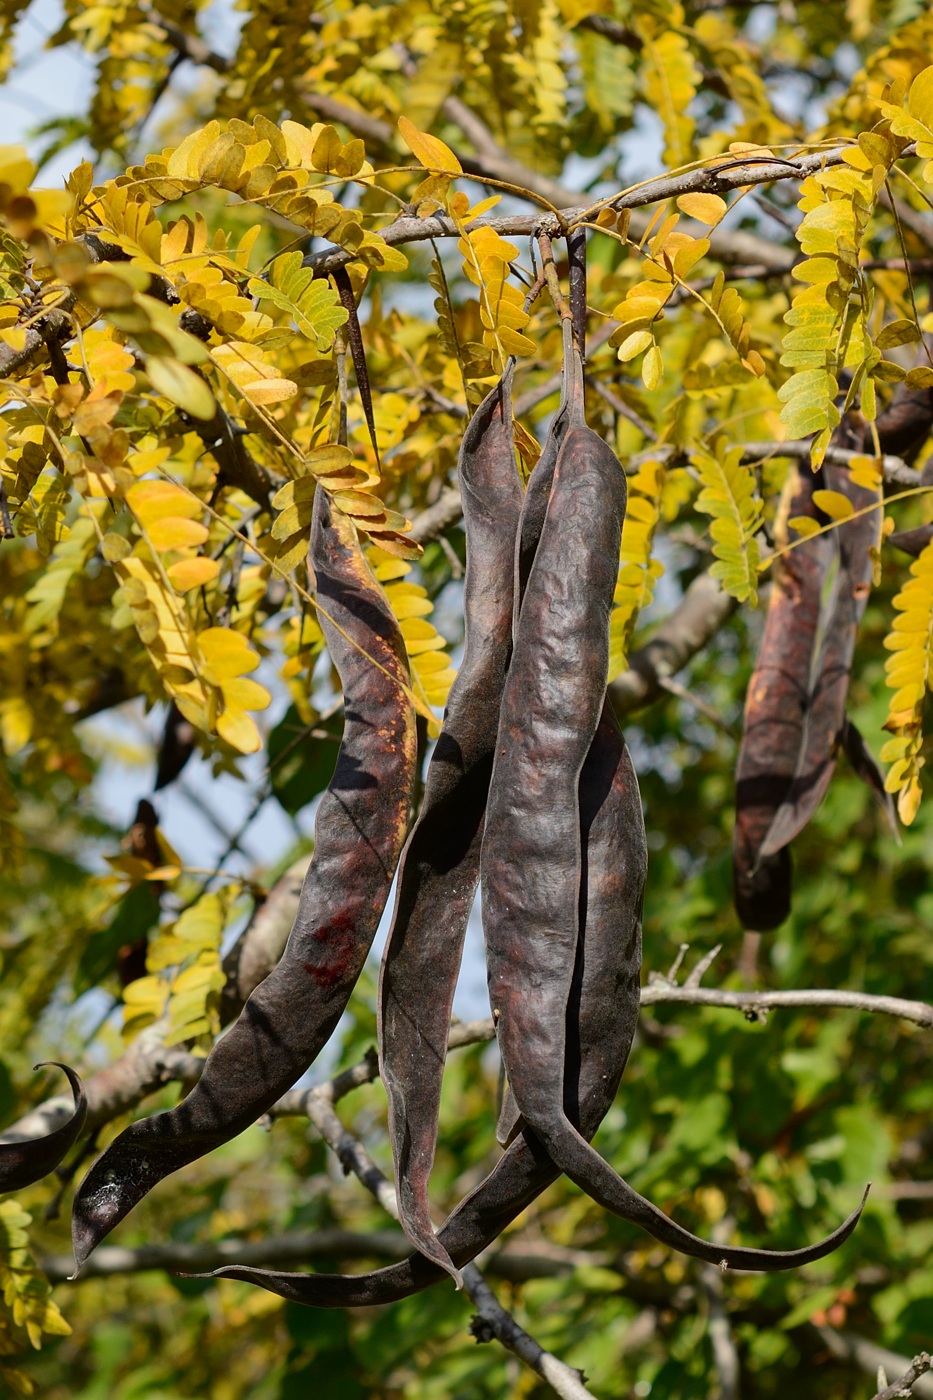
306,143,915,277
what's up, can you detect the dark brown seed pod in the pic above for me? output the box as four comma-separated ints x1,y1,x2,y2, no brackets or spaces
379,366,523,1283
514,321,574,632
71,489,416,1273
759,462,883,857
0,1063,86,1193
207,699,647,1306
483,347,867,1270
734,388,927,917
733,465,832,930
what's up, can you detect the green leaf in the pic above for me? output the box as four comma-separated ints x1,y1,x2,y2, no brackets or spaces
251,252,348,351
268,704,341,815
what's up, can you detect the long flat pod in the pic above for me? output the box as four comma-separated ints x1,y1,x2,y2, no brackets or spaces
513,321,575,629
210,698,647,1306
733,464,833,930
483,351,866,1269
379,367,523,1281
0,1063,86,1193
72,490,416,1271
759,462,882,857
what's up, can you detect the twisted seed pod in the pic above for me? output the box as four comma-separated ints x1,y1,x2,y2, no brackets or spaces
71,490,416,1272
208,696,646,1305
483,346,867,1270
0,1063,86,1193
379,367,523,1283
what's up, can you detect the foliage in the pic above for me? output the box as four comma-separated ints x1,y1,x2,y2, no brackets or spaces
1,0,933,1396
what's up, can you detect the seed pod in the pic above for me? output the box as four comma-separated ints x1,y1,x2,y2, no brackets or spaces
733,465,831,929
735,389,925,919
483,345,867,1270
514,322,574,632
208,697,647,1306
71,489,416,1272
0,1064,86,1193
759,461,883,857
379,367,522,1283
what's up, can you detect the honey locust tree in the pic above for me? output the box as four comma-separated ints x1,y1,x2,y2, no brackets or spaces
1,1,933,1397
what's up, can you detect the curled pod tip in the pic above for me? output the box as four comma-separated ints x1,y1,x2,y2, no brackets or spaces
207,702,647,1308
0,1062,87,1196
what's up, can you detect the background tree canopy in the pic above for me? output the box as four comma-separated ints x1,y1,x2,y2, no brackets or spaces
1,0,933,1395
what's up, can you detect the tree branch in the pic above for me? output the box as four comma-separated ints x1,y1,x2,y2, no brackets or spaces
38,1229,598,1286
193,403,279,510
306,143,913,277
609,571,738,718
639,984,933,1028
0,306,74,379
740,439,920,488
816,1329,933,1399
271,1028,598,1400
219,853,312,1022
871,1353,933,1400
700,1220,740,1400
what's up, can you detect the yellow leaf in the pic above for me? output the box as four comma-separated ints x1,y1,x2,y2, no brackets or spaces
617,329,654,362
243,376,298,405
642,345,663,390
907,64,933,129
217,709,262,753
0,143,35,192
127,481,202,524
147,516,210,551
221,676,271,711
848,455,882,490
305,444,354,475
497,326,536,357
397,115,462,175
0,697,32,755
332,489,386,518
812,489,855,521
147,357,216,419
676,192,727,225
198,626,260,680
167,557,221,590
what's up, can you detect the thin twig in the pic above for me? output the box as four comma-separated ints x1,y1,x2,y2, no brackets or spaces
290,1050,599,1399
639,985,933,1028
658,675,737,736
585,373,653,437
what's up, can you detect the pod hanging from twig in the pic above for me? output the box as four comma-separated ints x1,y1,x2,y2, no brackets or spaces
208,240,648,1307
759,459,887,858
71,490,416,1273
207,688,647,1306
482,338,867,1270
0,1063,86,1193
733,463,832,930
733,389,928,926
379,365,523,1283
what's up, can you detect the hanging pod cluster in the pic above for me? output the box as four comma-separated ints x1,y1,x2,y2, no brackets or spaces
733,390,933,932
6,234,865,1297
